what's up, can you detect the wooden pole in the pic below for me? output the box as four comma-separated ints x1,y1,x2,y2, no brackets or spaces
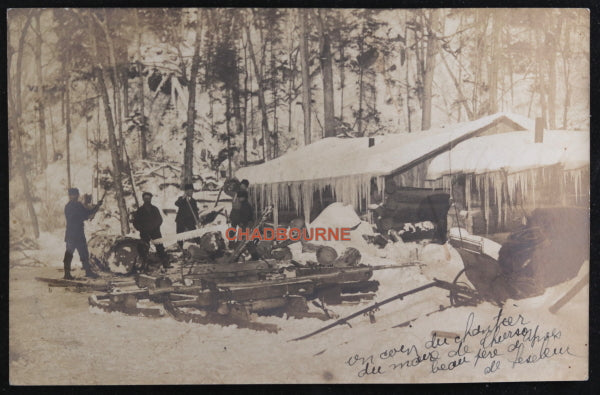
535,117,544,143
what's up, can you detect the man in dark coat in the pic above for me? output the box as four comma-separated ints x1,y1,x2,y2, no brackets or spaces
132,192,170,269
63,187,102,279
175,183,200,248
230,189,254,229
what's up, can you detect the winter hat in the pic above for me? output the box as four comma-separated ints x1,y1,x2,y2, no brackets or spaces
68,188,80,196
142,192,153,198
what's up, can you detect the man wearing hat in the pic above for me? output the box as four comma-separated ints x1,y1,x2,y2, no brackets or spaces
175,183,200,248
63,187,103,279
132,192,170,269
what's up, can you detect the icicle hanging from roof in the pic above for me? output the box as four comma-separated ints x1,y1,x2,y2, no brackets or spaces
250,174,374,224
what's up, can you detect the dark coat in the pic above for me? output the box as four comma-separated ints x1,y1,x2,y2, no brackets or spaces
230,199,254,228
175,196,199,226
64,200,100,242
133,204,163,235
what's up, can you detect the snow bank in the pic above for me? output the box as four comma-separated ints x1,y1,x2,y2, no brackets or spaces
305,203,379,259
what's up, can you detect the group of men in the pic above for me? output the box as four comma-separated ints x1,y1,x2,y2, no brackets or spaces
62,180,254,279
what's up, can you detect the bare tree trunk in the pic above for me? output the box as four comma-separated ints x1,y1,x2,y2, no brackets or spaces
184,9,203,185
94,11,124,159
65,52,72,189
61,88,65,125
34,11,47,171
122,68,129,120
440,50,474,120
134,9,147,159
561,22,571,129
299,9,311,145
226,89,233,178
421,9,439,130
315,10,335,137
358,67,364,136
13,12,40,238
270,38,279,157
405,14,412,132
242,37,249,164
245,20,272,160
232,50,245,164
87,10,130,235
287,26,294,138
96,97,101,201
488,10,502,114
547,20,559,129
535,30,548,126
48,100,56,160
472,10,487,117
339,44,345,123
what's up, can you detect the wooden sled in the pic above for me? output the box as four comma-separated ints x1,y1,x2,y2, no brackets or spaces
36,277,111,292
88,292,165,318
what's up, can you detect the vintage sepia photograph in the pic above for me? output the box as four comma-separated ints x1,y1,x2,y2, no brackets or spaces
8,8,589,384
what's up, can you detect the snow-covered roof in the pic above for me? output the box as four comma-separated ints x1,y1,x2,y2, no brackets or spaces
236,112,532,185
426,130,589,180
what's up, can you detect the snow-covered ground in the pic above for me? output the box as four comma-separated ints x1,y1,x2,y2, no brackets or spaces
9,248,588,384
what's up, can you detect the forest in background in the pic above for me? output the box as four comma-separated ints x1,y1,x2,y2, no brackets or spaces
7,8,590,238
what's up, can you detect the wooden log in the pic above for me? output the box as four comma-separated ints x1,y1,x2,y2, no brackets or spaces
271,246,292,261
35,277,109,292
316,246,338,265
285,295,309,313
89,236,148,275
340,293,376,302
188,231,227,260
156,276,173,289
295,267,374,284
170,298,202,308
188,261,273,275
199,231,226,256
244,297,288,312
318,284,342,305
217,302,230,315
163,299,279,333
136,274,158,289
340,280,379,294
186,273,260,284
88,294,164,317
169,293,198,301
148,285,204,296
123,294,138,309
176,279,316,308
96,289,149,300
254,240,274,259
287,311,331,321
334,247,361,267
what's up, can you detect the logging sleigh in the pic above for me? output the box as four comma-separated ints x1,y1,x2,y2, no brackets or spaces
36,206,392,332
35,206,587,336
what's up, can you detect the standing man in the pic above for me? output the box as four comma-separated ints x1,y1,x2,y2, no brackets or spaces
175,183,200,248
132,192,171,270
230,189,254,230
63,188,102,279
